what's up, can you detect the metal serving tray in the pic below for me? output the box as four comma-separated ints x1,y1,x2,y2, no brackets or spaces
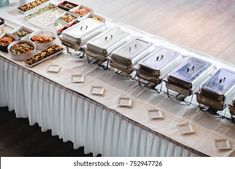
110,38,153,67
86,28,131,59
196,68,235,110
167,57,213,95
138,47,182,77
61,18,105,45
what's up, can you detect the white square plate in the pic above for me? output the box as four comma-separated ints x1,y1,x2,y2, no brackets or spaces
214,139,232,151
118,97,132,108
148,109,164,120
177,122,195,135
71,74,85,83
91,86,105,96
47,65,61,73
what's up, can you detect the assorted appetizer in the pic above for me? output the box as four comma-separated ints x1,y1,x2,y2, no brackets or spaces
58,1,78,11
13,28,32,39
31,34,55,43
90,14,105,22
25,45,64,66
9,42,34,55
18,0,49,13
59,13,77,23
0,34,16,52
72,6,92,18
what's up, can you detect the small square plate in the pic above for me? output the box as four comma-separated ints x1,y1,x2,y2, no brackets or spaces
214,139,232,151
177,122,195,135
47,65,61,73
71,74,85,83
91,86,105,96
118,97,132,108
148,109,164,120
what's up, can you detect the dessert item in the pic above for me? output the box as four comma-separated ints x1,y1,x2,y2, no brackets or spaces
25,45,63,66
58,1,78,11
18,0,49,13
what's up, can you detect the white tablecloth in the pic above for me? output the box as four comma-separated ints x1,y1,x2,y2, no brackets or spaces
0,57,199,156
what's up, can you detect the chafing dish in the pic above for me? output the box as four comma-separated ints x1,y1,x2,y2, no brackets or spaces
85,28,131,61
60,18,105,51
196,68,235,110
109,38,153,74
137,47,182,84
166,57,213,96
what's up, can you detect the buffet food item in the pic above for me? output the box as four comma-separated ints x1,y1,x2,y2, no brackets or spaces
166,57,213,96
0,24,14,37
18,0,49,13
110,38,153,74
196,68,235,110
137,47,182,84
59,13,77,23
89,14,105,22
58,1,78,11
56,20,79,35
30,31,55,50
13,26,33,39
8,40,35,61
31,34,55,43
71,6,93,20
0,18,4,25
24,3,65,29
0,34,17,52
86,28,130,61
25,44,64,67
60,18,105,49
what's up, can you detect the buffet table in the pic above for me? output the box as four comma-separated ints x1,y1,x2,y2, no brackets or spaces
0,1,235,157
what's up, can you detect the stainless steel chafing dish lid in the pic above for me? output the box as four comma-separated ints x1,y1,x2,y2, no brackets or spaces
62,18,105,44
168,57,212,86
201,68,235,97
86,28,130,55
138,47,181,74
110,38,153,65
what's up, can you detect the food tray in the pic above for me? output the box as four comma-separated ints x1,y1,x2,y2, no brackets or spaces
70,5,93,21
86,28,131,56
12,26,34,39
58,12,77,24
25,44,64,67
111,38,153,66
167,57,213,89
25,3,66,29
0,33,18,52
18,0,49,14
62,18,105,44
138,47,182,77
89,13,106,23
58,1,79,11
0,24,15,37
